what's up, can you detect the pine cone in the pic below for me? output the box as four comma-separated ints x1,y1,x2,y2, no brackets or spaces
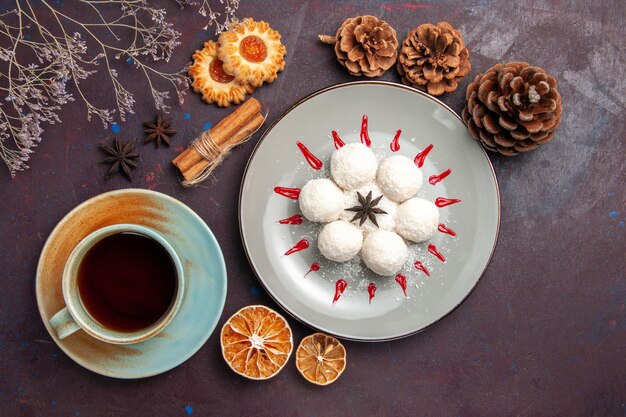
462,62,562,156
397,21,470,96
332,16,398,77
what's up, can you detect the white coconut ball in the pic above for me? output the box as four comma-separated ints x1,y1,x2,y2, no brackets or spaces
318,220,363,263
299,178,344,223
339,183,398,235
395,198,440,243
376,155,423,202
330,143,378,190
361,230,408,276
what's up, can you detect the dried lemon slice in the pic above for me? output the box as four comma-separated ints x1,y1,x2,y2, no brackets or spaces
189,40,254,107
217,18,287,87
221,305,293,380
296,333,347,386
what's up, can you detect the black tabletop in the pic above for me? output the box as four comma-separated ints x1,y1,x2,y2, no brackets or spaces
1,1,624,416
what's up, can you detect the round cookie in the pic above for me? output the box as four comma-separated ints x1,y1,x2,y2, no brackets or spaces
217,18,287,87
188,40,254,107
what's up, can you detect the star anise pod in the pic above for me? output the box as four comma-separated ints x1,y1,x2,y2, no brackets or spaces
100,138,139,181
143,112,176,147
346,191,388,227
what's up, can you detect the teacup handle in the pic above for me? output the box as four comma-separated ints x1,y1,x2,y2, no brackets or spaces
50,307,80,339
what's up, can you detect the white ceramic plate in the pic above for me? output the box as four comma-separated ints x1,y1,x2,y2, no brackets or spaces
239,81,499,341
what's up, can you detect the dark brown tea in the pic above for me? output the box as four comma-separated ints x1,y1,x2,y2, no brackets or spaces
77,232,177,332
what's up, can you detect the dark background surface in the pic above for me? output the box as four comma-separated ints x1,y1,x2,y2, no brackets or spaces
1,1,625,416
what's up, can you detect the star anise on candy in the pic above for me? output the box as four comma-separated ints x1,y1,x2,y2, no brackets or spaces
100,138,139,181
346,191,388,227
143,112,176,147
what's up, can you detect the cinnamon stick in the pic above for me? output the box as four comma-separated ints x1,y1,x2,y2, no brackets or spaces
179,113,265,181
172,98,263,182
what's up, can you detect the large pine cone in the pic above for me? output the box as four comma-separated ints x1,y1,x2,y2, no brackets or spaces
334,15,398,77
462,62,562,156
397,21,470,96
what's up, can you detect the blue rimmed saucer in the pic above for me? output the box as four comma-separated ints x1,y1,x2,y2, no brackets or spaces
36,189,227,378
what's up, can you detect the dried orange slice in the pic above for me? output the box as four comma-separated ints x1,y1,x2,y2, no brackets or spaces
295,333,346,386
221,305,293,380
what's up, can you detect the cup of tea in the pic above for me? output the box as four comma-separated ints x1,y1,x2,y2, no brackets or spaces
49,224,185,344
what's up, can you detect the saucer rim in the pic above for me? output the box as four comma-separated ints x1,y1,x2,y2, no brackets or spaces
36,188,228,378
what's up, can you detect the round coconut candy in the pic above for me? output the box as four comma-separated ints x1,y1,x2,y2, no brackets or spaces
340,183,398,235
361,229,408,276
376,154,423,202
395,198,440,243
330,142,377,190
318,220,363,263
299,178,344,223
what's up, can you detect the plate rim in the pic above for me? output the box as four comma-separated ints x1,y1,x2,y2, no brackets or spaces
35,188,228,378
239,80,501,342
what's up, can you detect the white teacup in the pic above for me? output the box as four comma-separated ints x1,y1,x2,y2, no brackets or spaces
49,224,185,345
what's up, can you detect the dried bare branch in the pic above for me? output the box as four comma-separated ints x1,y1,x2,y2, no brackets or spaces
0,0,190,176
175,0,239,33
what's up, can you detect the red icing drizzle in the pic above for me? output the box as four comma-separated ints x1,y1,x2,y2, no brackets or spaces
296,141,322,170
284,239,309,256
390,129,402,152
367,282,377,304
414,261,430,276
414,144,433,168
428,244,445,262
429,169,451,185
278,214,303,225
304,262,320,277
360,115,372,147
395,274,408,297
274,187,301,200
435,197,461,208
438,223,457,236
332,279,347,305
331,131,345,149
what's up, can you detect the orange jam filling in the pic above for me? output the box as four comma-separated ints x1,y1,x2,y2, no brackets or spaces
239,36,267,63
209,58,234,83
